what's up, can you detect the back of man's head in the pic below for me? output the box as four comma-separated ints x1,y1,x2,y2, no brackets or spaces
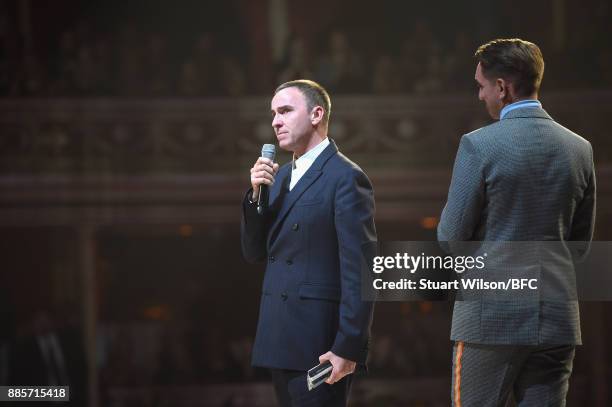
275,79,332,125
475,39,545,98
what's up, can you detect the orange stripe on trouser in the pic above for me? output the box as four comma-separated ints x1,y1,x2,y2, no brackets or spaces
454,341,464,407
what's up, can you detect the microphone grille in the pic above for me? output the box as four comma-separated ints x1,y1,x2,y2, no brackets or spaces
261,144,276,160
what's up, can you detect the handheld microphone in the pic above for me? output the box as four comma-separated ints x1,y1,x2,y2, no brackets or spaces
257,144,276,215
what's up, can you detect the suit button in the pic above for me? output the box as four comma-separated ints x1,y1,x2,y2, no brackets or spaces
292,223,299,231
269,256,275,263
286,259,293,266
281,292,288,301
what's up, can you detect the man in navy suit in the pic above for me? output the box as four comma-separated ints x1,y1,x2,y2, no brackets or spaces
438,39,595,406
241,79,376,406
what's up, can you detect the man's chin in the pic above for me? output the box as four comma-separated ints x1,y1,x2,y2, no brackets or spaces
277,140,293,152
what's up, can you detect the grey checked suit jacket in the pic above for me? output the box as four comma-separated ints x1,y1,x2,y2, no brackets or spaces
438,106,596,345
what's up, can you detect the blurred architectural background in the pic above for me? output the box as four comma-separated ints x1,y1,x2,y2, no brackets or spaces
1,0,611,406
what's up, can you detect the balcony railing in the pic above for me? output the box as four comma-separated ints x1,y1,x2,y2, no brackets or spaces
2,92,610,175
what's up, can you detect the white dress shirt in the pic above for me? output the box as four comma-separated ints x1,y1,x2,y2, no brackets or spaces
289,137,330,191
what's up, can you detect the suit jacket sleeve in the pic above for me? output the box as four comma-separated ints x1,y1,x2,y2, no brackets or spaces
330,168,377,364
438,135,485,242
240,188,269,263
569,144,596,259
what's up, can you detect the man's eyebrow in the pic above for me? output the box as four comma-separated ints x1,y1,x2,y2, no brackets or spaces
271,105,293,113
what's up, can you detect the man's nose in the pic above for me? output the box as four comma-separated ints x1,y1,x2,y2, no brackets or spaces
272,114,282,128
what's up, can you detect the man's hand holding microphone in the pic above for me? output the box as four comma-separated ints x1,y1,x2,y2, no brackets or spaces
250,144,279,214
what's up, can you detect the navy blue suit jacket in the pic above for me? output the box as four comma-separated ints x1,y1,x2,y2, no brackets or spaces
241,139,377,371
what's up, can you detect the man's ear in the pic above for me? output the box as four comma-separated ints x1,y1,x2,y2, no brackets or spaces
311,106,324,126
496,78,507,100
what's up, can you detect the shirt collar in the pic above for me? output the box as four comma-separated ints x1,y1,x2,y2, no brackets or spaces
292,137,330,170
500,99,542,120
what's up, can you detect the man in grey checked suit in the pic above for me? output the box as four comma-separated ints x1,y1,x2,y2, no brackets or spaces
438,39,596,406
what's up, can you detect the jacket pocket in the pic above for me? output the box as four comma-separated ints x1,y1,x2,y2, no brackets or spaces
298,283,341,302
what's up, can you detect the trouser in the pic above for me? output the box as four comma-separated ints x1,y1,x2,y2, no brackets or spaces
451,342,575,407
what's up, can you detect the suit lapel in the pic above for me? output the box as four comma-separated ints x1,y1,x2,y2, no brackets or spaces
267,139,339,247
269,165,290,208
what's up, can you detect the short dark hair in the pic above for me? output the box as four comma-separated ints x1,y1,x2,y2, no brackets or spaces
475,38,545,97
274,79,331,125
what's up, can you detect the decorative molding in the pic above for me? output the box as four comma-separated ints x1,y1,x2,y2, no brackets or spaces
1,93,611,225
